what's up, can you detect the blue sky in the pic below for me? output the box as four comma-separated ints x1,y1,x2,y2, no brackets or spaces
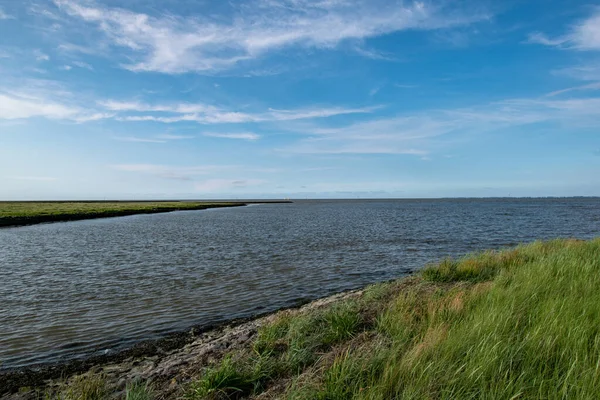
0,0,599,199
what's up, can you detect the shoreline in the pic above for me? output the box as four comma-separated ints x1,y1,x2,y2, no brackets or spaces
0,201,292,228
2,239,599,399
0,285,367,396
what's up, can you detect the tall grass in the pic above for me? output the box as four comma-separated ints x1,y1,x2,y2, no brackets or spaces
299,238,600,399
55,374,108,400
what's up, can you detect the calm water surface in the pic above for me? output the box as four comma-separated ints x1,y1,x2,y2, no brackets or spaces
1,199,599,368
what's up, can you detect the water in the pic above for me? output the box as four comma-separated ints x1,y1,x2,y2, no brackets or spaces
1,198,599,369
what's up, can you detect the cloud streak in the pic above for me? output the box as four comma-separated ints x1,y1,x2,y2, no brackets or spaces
0,83,373,124
54,0,489,73
102,99,376,124
203,132,261,140
114,136,167,143
528,8,600,51
114,133,196,143
282,95,600,154
0,92,112,122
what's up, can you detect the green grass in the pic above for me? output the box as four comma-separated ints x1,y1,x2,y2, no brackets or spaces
186,356,254,400
125,381,154,400
0,201,245,227
56,374,108,400
285,238,600,400
34,239,600,399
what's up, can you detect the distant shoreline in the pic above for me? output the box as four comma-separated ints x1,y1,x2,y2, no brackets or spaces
0,201,292,228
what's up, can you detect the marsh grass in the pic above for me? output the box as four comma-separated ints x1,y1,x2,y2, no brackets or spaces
55,374,108,400
293,238,600,400
186,356,254,400
125,381,154,400
0,201,245,227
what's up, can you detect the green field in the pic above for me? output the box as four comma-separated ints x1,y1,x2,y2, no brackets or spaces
0,201,246,227
35,238,600,399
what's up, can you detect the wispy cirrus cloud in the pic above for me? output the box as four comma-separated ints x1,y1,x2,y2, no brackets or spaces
114,136,167,143
72,61,93,70
528,8,600,50
554,63,600,81
546,82,600,97
155,134,194,140
0,92,111,122
114,133,195,143
61,61,95,71
53,0,490,74
0,76,374,124
203,132,261,140
34,49,50,61
102,99,376,124
283,95,600,155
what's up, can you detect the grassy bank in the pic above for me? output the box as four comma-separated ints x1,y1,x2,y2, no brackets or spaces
13,238,600,399
0,201,247,227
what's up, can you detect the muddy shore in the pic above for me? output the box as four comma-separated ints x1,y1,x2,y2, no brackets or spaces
0,288,364,398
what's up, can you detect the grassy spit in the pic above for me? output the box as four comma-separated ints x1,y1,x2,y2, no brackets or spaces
17,238,600,399
0,201,247,227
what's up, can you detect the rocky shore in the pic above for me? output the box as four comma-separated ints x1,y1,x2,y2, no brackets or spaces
0,288,363,399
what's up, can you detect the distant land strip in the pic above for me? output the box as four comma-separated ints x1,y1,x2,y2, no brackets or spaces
0,201,292,228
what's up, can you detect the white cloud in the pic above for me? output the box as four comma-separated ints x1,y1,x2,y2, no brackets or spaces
34,50,50,61
155,134,194,140
546,82,600,97
101,99,375,124
554,63,600,81
203,132,261,140
54,0,489,73
0,92,110,122
353,45,397,61
60,65,73,71
114,134,195,143
100,100,224,114
73,61,94,70
528,9,600,50
114,136,167,143
394,84,417,89
0,89,373,124
283,95,600,154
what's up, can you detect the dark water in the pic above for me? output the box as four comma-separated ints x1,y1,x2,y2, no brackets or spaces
1,198,599,369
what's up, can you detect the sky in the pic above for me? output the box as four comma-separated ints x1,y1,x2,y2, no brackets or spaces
0,0,599,200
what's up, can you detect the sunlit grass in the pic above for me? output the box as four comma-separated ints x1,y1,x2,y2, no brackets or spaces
0,201,246,226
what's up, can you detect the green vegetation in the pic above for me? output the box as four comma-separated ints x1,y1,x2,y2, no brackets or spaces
0,201,245,227
27,239,600,399
56,374,109,400
125,381,154,400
